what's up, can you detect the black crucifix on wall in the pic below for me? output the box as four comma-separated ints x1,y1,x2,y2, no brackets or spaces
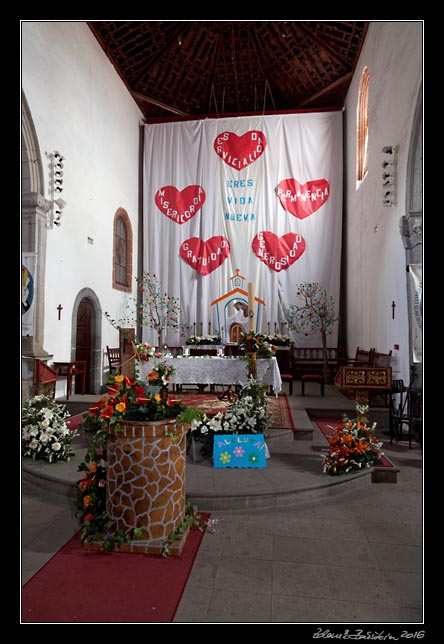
392,301,396,319
57,304,63,320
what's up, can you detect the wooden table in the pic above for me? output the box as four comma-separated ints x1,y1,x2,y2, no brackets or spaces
52,361,87,399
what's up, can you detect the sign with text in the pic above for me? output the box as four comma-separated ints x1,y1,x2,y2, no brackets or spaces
213,434,267,468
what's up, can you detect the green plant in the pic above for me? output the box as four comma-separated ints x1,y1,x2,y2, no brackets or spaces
161,502,207,557
22,394,77,463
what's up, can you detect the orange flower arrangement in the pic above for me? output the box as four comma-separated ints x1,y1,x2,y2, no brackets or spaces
322,404,384,475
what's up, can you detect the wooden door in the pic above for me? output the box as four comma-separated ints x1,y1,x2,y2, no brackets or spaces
75,297,91,393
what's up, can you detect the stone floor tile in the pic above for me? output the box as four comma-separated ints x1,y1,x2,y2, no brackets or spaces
272,535,325,565
272,561,331,599
205,587,272,622
358,519,422,546
381,570,423,607
368,542,422,574
172,580,213,622
272,594,406,623
272,594,341,623
271,514,321,539
326,565,395,604
315,517,367,541
321,538,378,569
222,531,273,560
214,556,273,594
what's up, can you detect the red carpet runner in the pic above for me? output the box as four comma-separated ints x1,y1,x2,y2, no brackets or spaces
313,417,394,468
22,514,210,623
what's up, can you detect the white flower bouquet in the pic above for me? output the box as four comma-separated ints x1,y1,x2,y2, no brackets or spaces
22,394,78,463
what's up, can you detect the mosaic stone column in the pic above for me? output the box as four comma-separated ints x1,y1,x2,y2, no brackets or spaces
106,419,188,554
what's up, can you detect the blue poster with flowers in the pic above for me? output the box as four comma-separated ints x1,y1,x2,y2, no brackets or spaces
213,434,266,468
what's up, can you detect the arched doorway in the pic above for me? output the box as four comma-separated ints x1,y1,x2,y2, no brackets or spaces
72,288,102,395
75,298,92,393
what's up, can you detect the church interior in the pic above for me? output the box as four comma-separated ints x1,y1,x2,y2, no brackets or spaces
21,20,423,626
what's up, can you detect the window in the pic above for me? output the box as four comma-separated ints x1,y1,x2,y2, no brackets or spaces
113,208,132,291
356,66,370,187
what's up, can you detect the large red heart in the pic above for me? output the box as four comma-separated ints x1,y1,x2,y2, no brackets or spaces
276,178,330,219
252,231,306,273
155,185,206,224
214,131,267,170
180,236,230,276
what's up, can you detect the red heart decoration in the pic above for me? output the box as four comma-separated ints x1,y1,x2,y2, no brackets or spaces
252,231,306,273
180,236,230,276
214,131,267,170
276,178,330,219
155,185,206,224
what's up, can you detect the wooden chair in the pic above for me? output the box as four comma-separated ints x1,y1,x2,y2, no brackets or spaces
106,346,121,375
275,348,293,396
372,350,392,367
390,383,422,448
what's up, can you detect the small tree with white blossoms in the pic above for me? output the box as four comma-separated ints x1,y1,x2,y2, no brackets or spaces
22,394,78,463
283,282,338,382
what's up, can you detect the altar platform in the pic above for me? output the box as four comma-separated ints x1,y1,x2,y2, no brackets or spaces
20,382,413,511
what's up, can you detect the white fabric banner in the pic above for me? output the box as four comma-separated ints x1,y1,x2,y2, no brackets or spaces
143,112,342,347
409,264,422,363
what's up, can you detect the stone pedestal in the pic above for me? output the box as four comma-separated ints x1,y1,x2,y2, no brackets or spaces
104,419,189,555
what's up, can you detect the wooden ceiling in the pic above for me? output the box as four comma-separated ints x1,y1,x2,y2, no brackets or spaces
88,21,368,120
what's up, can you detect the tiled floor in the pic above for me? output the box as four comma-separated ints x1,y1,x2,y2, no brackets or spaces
21,383,423,624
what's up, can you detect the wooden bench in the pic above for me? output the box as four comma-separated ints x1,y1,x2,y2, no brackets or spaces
292,346,346,379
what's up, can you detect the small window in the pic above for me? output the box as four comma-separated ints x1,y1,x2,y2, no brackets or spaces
112,208,132,292
356,66,370,187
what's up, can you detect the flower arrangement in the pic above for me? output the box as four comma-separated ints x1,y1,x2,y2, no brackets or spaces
238,330,275,358
186,334,221,345
22,394,78,463
145,361,175,387
322,404,384,476
260,333,292,346
89,373,184,429
188,377,272,442
132,341,158,362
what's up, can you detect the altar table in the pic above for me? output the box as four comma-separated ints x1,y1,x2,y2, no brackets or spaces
136,356,282,395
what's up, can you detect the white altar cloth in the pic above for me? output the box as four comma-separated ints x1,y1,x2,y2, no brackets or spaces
136,356,282,395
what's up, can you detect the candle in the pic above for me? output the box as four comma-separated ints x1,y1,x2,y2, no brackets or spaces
247,282,255,331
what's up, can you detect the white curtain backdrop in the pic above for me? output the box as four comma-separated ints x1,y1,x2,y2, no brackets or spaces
143,112,343,347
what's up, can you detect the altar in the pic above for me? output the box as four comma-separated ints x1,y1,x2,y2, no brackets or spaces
136,356,282,395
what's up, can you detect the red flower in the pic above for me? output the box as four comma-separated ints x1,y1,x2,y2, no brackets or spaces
84,514,94,522
100,405,115,419
89,397,107,415
134,385,145,396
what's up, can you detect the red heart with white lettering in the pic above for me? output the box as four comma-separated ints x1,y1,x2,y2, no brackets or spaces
252,231,306,273
276,178,330,219
214,131,267,170
155,185,206,225
180,236,230,276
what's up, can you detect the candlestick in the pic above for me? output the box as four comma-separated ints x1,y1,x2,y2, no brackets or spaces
274,322,277,333
200,322,203,335
247,282,255,331
267,322,270,335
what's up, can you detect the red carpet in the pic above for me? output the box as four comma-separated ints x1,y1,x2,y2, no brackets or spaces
313,417,394,468
172,392,295,430
66,413,84,431
22,514,210,623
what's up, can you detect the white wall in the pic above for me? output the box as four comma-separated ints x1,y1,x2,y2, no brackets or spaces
343,21,423,382
21,22,142,373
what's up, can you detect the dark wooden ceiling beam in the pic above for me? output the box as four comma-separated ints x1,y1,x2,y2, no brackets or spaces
297,71,352,108
132,90,189,116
